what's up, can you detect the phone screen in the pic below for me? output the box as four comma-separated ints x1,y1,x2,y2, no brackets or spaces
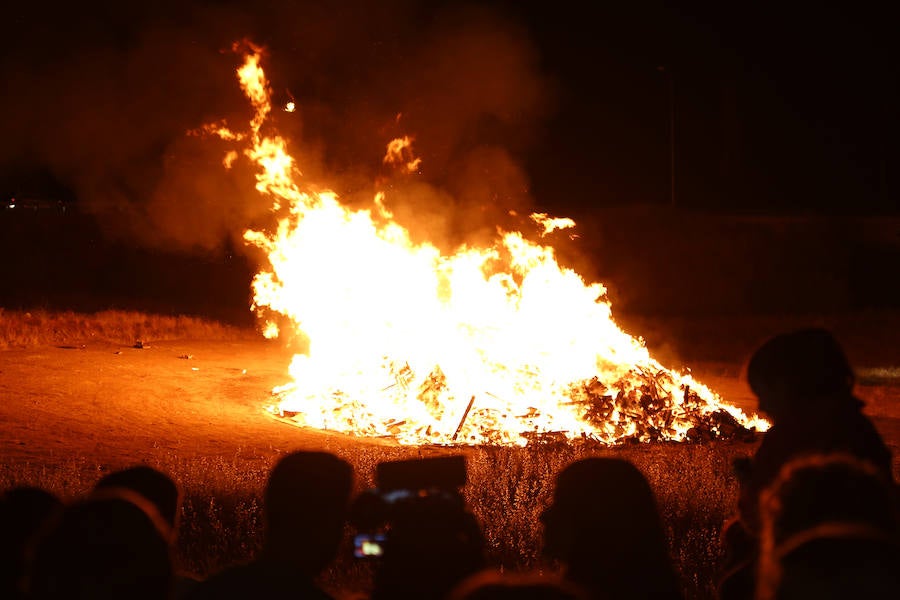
353,533,387,558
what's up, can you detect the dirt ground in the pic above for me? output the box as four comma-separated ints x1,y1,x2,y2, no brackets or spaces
2,318,899,476
0,338,348,472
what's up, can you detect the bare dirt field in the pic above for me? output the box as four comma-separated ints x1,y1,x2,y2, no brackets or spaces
2,312,899,477
0,338,344,473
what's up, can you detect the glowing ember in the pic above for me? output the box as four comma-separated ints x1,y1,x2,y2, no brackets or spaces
200,43,768,446
530,213,576,237
383,135,422,174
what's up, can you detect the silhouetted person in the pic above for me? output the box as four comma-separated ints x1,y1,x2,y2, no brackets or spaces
95,465,201,598
718,328,894,600
755,453,900,599
449,569,589,600
187,451,353,600
27,487,173,600
369,489,486,600
0,486,63,599
760,453,897,543
739,328,892,531
96,465,179,530
541,457,683,600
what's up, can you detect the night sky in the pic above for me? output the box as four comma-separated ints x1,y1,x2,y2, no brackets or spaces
0,1,898,316
522,1,898,218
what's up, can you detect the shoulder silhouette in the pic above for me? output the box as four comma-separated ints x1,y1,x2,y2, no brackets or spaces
0,486,63,599
449,568,589,600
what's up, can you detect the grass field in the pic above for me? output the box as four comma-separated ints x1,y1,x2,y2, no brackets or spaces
0,439,757,599
0,309,257,350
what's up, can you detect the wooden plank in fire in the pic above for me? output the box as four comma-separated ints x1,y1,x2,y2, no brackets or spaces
452,395,477,441
385,420,406,435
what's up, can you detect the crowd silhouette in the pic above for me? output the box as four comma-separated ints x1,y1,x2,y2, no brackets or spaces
1,328,897,599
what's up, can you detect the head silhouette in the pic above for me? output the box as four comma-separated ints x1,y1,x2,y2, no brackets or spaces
0,487,63,598
27,488,172,600
541,457,682,600
747,328,854,420
756,453,899,600
95,465,180,532
261,450,353,575
759,453,897,548
371,490,485,600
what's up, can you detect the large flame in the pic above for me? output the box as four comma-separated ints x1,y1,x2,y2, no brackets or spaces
203,43,768,446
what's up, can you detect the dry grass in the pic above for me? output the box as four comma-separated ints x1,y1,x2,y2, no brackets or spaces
0,309,257,349
0,441,757,600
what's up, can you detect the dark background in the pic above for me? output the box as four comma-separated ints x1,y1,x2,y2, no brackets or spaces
521,1,897,217
1,1,897,320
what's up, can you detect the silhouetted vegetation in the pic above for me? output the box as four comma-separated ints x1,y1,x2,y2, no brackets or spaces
0,442,769,600
0,309,257,350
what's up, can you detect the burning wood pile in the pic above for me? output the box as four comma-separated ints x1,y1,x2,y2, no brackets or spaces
268,362,762,447
569,371,757,444
200,43,768,447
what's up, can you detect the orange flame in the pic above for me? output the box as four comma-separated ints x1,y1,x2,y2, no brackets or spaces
530,213,576,237
384,135,422,174
200,44,768,446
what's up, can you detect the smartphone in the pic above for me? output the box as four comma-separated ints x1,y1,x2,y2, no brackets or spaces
353,533,387,558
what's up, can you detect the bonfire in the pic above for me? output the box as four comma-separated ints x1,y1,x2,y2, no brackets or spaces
196,41,768,447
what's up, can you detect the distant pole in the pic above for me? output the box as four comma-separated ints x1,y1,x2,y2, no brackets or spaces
668,71,675,207
658,66,676,207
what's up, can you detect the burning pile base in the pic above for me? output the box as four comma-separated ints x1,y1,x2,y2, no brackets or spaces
265,365,763,447
569,374,759,444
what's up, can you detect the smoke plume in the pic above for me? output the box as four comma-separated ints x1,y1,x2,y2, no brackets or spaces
0,0,555,257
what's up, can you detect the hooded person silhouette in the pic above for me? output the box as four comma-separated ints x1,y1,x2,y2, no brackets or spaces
718,328,894,600
739,328,892,534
